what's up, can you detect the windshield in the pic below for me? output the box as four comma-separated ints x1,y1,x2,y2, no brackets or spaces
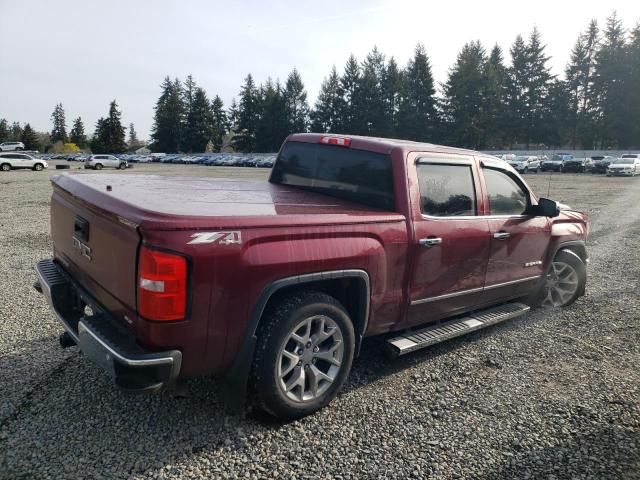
613,158,634,164
550,155,563,161
270,141,395,210
621,155,638,159
513,156,529,162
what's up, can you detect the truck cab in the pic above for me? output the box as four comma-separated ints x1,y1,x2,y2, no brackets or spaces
36,134,588,420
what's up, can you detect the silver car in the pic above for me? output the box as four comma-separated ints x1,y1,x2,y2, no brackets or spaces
507,155,541,174
85,154,128,170
0,152,48,171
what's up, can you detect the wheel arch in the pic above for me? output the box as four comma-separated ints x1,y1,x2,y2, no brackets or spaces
221,269,371,410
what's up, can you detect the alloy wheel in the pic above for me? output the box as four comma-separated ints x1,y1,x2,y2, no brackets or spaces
542,260,580,307
277,315,344,402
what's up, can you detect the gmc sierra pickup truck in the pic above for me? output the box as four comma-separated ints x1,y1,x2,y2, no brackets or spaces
35,134,588,419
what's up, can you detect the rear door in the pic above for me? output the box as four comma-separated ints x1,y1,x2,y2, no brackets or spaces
406,154,490,326
480,166,551,303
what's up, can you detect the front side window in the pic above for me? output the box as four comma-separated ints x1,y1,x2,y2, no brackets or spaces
484,168,528,216
417,163,476,217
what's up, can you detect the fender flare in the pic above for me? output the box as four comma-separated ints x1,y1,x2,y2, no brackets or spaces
221,269,371,410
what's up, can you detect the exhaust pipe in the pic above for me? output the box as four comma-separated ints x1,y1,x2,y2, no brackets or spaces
59,331,77,348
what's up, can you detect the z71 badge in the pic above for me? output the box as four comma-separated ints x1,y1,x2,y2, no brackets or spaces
187,231,242,245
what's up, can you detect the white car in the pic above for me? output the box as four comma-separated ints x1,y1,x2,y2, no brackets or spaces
0,141,25,151
85,154,128,170
507,155,541,174
607,157,640,177
0,152,48,171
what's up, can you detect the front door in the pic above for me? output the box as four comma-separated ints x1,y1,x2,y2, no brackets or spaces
481,167,551,303
407,156,491,326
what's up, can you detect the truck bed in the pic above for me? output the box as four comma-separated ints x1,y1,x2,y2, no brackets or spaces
52,174,405,230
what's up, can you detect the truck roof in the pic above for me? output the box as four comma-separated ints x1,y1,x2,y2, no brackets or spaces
287,133,479,158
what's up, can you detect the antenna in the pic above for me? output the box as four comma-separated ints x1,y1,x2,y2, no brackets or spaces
546,170,552,197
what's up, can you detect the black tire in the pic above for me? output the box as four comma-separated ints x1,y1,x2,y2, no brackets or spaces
523,167,528,174
535,166,540,174
252,291,355,420
0,163,11,172
118,163,126,170
94,163,103,170
15,147,23,151
526,250,586,308
33,163,43,171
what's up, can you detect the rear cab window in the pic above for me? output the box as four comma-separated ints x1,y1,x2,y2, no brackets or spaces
270,141,395,210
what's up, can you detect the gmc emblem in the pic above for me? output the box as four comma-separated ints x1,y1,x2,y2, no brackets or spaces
72,236,92,261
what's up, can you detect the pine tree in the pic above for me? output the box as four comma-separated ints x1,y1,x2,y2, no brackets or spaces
228,98,239,132
127,123,140,150
0,119,9,142
9,122,22,142
382,57,402,137
283,68,310,134
232,74,260,152
256,79,288,151
594,12,629,147
20,123,39,150
441,41,488,149
97,100,127,153
90,118,107,153
150,77,185,152
524,28,553,147
359,47,387,136
183,87,213,152
340,55,363,134
396,44,438,142
211,95,229,152
50,103,67,143
565,20,599,148
70,117,87,148
310,66,344,133
483,45,508,148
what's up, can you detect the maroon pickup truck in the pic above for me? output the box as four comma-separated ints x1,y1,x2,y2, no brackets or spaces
35,134,588,419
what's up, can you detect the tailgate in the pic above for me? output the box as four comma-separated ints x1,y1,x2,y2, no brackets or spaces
51,183,140,312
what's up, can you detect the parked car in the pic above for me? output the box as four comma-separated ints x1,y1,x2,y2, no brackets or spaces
85,154,128,170
541,153,572,172
607,157,640,176
35,134,589,420
562,157,594,173
590,156,616,174
0,152,48,171
507,155,541,173
0,141,25,151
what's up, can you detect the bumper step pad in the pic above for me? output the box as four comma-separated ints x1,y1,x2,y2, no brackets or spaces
387,302,530,355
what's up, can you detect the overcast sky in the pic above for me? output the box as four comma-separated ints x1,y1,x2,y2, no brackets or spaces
1,0,639,140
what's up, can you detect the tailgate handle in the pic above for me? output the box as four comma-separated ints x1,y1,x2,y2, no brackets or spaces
74,216,90,242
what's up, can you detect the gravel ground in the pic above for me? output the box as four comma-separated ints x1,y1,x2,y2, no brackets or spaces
0,163,638,479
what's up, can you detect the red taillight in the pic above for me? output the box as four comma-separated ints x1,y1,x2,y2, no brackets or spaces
319,135,351,147
137,246,187,321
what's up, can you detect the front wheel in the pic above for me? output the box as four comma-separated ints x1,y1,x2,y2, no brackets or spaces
523,167,529,174
540,250,586,308
94,163,103,170
33,163,43,171
252,291,355,420
118,163,126,170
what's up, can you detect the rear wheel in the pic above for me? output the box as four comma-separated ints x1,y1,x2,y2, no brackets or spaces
523,167,529,174
252,291,355,420
0,163,10,172
15,147,23,151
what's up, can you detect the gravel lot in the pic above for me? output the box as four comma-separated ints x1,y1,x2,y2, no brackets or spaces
0,163,638,479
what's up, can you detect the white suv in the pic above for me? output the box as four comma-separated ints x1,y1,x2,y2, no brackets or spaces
0,152,48,171
0,141,25,151
85,154,128,170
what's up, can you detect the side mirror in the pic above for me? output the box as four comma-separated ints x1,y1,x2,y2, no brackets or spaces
534,197,560,217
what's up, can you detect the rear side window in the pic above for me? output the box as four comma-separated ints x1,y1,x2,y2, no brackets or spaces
483,168,528,216
270,141,394,210
417,163,476,217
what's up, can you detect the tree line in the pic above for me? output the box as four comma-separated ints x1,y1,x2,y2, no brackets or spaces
1,12,638,153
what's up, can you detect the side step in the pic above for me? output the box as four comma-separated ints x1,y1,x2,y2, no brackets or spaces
387,302,530,356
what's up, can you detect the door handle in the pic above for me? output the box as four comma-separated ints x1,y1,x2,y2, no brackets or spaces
419,237,442,247
493,231,511,240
